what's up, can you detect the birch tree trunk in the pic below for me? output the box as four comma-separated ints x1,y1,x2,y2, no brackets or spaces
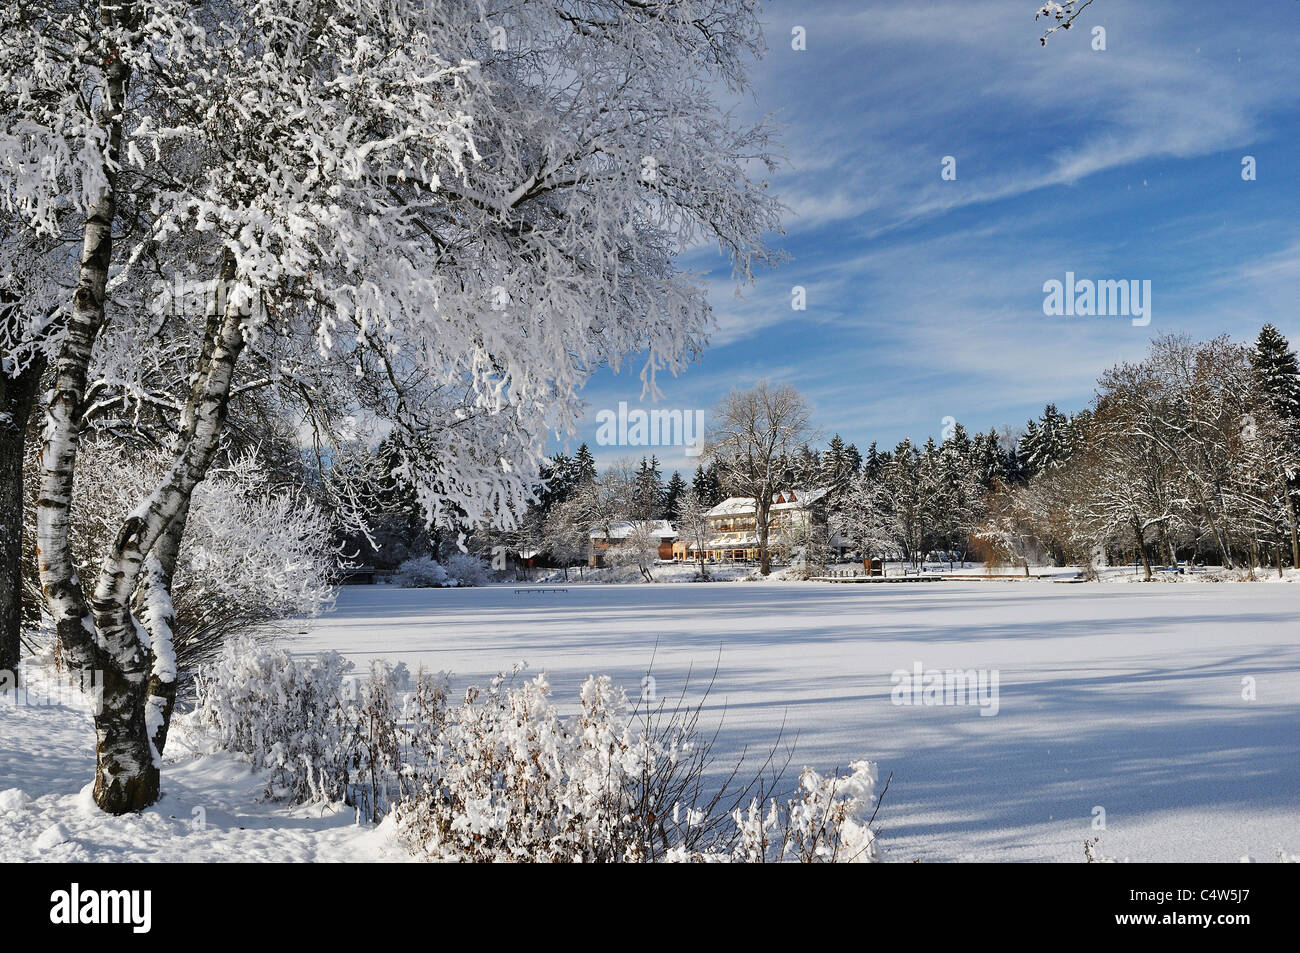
36,3,133,671
33,0,250,810
135,499,187,758
81,274,247,813
35,6,144,808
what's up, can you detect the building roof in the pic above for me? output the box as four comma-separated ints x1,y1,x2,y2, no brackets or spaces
589,519,677,541
705,487,832,518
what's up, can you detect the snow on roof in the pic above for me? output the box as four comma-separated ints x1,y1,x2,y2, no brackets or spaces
705,487,831,517
706,497,754,516
589,519,677,541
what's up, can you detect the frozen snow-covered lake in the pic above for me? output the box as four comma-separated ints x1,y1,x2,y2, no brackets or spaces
297,580,1300,862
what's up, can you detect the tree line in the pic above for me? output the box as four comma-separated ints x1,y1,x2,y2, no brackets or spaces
507,326,1300,581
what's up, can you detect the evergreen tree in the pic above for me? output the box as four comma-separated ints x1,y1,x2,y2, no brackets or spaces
1018,404,1073,477
691,464,711,502
572,443,598,485
970,428,1009,488
944,422,972,460
862,441,883,482
1252,324,1300,420
792,444,821,487
938,425,980,563
703,459,725,505
1016,419,1040,477
662,470,687,521
820,434,855,492
883,438,924,565
633,456,665,519
1251,324,1300,567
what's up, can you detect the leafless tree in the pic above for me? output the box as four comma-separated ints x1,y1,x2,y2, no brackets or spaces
707,383,816,575
676,488,714,580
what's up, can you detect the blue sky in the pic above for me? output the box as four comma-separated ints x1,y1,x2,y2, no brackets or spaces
568,0,1300,475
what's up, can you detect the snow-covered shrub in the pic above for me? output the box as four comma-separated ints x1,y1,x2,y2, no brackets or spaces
22,440,337,671
397,669,584,861
195,639,881,861
193,636,353,803
393,556,453,588
342,660,450,822
396,669,697,862
440,552,494,587
395,669,881,863
728,762,879,863
342,659,411,819
195,637,453,812
177,456,338,661
393,553,495,588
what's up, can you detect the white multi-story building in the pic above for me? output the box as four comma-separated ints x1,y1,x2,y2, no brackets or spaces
677,487,840,562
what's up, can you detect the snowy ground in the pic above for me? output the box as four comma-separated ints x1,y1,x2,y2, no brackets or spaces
297,580,1300,862
3,578,1298,862
0,673,407,863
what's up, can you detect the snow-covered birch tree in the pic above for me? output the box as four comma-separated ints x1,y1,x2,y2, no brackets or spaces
2,0,781,813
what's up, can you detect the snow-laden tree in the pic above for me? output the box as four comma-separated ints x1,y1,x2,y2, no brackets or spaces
607,521,661,581
1252,325,1300,420
557,460,638,567
24,438,336,656
2,0,780,812
0,51,82,676
1067,400,1183,581
540,504,589,574
933,426,983,566
831,470,895,568
1095,336,1247,568
981,332,1300,573
1017,404,1076,478
707,382,815,574
675,487,714,579
879,439,931,567
1250,324,1300,566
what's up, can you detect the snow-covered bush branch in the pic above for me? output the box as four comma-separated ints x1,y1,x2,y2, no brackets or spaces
24,439,337,671
192,640,881,862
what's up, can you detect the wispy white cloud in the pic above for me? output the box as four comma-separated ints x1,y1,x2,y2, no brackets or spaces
562,0,1300,459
